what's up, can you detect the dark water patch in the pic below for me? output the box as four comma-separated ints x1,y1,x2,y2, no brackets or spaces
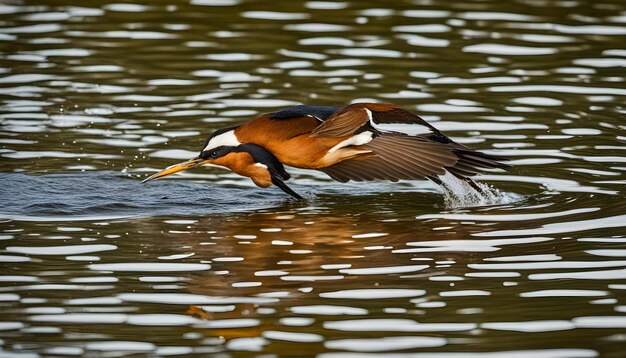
0,171,529,222
0,171,283,219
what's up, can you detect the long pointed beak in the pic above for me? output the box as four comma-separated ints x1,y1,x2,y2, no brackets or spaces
142,157,206,183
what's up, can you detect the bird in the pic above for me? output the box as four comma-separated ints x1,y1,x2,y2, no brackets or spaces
142,102,508,199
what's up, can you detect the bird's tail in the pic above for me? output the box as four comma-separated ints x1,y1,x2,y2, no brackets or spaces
419,132,509,191
448,148,510,178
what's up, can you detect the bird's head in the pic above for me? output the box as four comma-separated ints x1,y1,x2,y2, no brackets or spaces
142,128,301,199
140,145,237,183
142,126,241,183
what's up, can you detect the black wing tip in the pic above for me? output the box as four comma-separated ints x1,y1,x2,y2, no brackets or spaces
271,177,304,200
427,175,443,185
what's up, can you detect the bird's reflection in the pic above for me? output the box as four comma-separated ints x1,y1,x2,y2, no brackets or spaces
149,196,492,337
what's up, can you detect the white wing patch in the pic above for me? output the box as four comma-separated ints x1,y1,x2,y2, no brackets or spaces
327,131,374,154
203,130,241,152
364,108,373,123
364,108,430,136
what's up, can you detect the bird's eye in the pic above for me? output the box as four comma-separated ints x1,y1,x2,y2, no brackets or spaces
210,151,217,157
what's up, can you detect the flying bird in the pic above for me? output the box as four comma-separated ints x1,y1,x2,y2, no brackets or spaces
143,103,508,198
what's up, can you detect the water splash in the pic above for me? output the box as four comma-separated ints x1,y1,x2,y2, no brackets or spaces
438,172,519,208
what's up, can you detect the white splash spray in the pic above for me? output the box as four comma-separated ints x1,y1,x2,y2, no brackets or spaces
438,172,519,208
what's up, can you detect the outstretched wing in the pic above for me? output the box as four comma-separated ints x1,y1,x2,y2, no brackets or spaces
310,102,441,138
309,103,509,183
320,134,508,183
320,134,455,181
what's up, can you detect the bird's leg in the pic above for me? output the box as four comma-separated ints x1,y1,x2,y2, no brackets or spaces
464,177,483,193
448,172,484,193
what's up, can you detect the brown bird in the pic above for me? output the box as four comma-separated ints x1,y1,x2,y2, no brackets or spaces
143,102,508,198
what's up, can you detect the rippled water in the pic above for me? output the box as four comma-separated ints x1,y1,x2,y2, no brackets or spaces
1,0,625,356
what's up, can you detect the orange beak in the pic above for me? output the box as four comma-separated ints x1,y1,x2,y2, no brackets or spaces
142,157,207,183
